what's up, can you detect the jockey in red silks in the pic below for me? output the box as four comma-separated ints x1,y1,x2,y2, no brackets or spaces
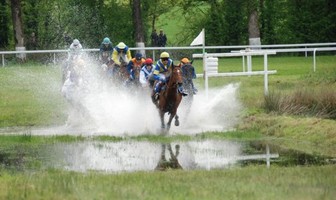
152,52,187,101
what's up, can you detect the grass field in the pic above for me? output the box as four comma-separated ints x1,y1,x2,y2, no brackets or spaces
1,165,335,200
0,55,336,199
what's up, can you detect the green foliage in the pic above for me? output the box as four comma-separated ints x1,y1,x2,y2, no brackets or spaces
0,0,10,49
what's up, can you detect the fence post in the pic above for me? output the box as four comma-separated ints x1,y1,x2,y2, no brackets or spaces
266,144,270,168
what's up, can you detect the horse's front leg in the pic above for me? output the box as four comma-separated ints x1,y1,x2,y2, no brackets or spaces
166,114,175,130
160,111,165,129
174,115,180,126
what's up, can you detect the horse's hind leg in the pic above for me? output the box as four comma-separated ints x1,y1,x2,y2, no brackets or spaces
174,115,180,126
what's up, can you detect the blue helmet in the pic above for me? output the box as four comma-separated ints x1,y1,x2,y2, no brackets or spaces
103,37,110,44
135,53,142,60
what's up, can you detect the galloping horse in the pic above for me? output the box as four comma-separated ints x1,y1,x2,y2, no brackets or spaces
125,64,142,89
155,65,184,130
110,58,129,86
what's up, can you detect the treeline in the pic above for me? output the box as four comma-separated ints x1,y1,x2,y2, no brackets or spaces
0,0,335,51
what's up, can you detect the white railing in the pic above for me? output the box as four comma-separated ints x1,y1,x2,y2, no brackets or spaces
1,42,336,67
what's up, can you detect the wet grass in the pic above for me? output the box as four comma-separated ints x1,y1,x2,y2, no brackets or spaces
1,165,335,200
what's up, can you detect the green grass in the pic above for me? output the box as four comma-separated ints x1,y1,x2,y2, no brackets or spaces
0,65,67,127
1,165,335,200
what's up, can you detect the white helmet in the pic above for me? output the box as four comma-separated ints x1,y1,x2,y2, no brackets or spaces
73,39,80,46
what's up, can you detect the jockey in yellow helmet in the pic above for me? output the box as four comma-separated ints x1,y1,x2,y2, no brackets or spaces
112,42,132,65
152,52,187,101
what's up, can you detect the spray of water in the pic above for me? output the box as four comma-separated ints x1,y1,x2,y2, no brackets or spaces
31,56,243,136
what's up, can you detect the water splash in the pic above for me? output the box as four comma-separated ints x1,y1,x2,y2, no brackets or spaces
3,58,242,136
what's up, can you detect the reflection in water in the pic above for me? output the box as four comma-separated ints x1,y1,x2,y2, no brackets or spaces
5,140,331,173
155,143,183,171
39,140,243,172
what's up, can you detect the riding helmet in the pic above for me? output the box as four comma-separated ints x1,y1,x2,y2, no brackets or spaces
103,37,110,44
135,53,142,60
117,42,126,49
160,52,169,58
145,58,153,65
181,57,190,64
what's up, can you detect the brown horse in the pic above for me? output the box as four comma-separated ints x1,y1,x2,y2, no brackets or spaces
110,60,129,86
126,64,142,89
155,65,184,130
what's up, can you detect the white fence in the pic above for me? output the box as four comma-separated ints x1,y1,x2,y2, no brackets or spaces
1,43,335,97
193,50,278,96
1,42,336,67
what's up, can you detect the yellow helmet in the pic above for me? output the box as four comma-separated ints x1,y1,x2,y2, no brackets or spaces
117,42,126,49
160,52,169,58
181,57,190,64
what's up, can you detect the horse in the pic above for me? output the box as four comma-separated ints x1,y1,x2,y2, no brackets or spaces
99,52,114,80
125,63,142,90
109,59,129,86
154,64,184,130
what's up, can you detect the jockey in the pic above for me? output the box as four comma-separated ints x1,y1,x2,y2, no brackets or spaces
99,37,113,62
180,57,198,94
68,39,83,61
127,52,145,80
152,52,187,100
139,58,155,88
112,42,132,65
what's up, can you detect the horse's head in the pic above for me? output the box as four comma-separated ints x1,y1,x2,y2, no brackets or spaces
133,65,142,79
168,65,183,87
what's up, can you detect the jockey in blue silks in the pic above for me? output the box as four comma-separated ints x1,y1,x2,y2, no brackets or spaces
152,52,187,101
139,58,155,88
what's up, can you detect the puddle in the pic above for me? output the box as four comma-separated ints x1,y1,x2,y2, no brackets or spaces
0,140,334,173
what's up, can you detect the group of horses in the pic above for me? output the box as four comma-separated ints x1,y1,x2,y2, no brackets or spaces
63,53,195,131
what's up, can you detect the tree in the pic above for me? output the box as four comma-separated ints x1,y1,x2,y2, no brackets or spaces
10,0,24,48
0,0,10,49
247,0,260,39
132,0,145,44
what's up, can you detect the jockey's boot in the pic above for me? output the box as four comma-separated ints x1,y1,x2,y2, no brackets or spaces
153,83,161,100
178,85,188,96
151,90,159,103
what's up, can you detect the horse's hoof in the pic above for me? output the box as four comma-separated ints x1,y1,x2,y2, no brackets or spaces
175,119,180,126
